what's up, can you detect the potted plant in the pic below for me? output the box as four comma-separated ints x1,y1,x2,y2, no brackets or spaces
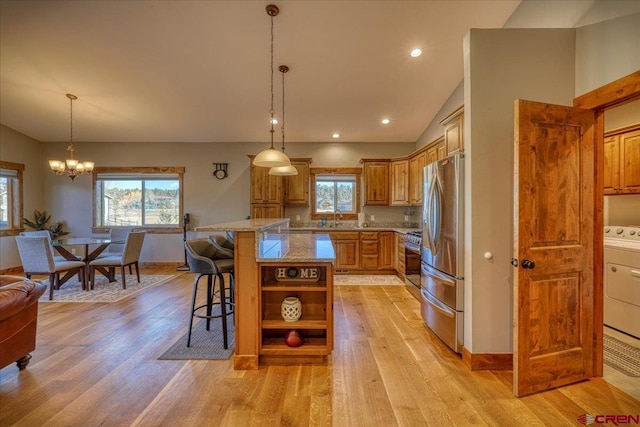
23,210,70,240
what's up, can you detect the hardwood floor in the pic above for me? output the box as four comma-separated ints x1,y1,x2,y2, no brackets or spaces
1,266,638,426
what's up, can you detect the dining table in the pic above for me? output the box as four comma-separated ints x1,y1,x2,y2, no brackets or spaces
53,237,125,288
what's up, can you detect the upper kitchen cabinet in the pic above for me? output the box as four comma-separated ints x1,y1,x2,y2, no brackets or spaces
361,160,390,205
284,158,311,206
427,137,446,164
440,106,464,156
390,159,410,206
604,126,640,195
249,155,283,204
409,149,427,206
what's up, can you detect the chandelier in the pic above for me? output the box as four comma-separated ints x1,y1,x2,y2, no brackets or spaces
49,93,94,181
269,65,298,176
253,4,291,168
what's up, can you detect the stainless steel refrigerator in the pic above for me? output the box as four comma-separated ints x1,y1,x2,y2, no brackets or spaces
421,153,464,353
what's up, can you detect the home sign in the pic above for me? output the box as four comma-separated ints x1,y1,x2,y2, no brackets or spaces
274,266,320,282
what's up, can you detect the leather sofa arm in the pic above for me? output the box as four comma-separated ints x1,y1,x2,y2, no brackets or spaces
0,276,47,322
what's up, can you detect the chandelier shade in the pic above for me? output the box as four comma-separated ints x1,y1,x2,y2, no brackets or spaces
49,93,94,181
253,4,291,169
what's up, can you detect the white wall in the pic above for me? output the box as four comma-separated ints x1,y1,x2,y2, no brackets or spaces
464,28,576,353
416,81,464,150
0,126,44,270
1,135,414,268
575,13,640,96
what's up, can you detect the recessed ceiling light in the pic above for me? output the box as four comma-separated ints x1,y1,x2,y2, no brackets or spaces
410,48,422,58
271,118,278,124
332,133,340,139
381,118,390,125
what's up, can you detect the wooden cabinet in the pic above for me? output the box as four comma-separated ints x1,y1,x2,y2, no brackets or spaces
362,160,390,205
604,127,640,195
284,158,311,206
320,231,360,271
409,150,427,206
249,155,284,218
251,204,283,219
440,106,464,156
427,137,446,164
390,159,409,206
396,232,406,280
359,231,395,271
259,263,333,362
360,231,379,269
379,232,395,269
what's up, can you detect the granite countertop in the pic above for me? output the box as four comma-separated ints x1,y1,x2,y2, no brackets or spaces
195,218,289,232
290,225,419,234
258,233,335,263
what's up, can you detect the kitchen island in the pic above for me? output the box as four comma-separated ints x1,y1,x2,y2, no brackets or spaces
195,219,335,369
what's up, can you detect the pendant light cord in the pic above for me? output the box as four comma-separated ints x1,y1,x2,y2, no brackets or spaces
281,67,285,152
269,13,275,149
68,95,75,159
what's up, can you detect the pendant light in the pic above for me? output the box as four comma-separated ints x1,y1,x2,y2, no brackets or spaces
269,65,298,176
49,93,94,181
253,4,291,168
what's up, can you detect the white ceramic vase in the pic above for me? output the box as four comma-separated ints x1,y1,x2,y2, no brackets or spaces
281,297,302,322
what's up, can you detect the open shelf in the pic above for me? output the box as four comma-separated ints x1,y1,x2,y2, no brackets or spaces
262,318,327,329
259,263,333,363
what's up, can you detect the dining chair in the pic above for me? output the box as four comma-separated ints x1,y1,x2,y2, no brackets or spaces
88,231,145,289
15,236,87,300
19,230,80,262
98,227,134,273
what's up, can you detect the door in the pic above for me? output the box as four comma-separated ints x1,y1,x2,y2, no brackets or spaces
513,99,595,396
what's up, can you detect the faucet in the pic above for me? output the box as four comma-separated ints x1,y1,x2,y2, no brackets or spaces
333,209,343,228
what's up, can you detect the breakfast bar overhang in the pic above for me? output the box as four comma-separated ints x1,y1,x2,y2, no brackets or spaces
195,219,335,370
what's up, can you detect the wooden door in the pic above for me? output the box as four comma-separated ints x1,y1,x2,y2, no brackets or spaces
363,161,390,205
379,232,395,269
390,160,409,206
335,239,359,270
513,99,595,397
284,160,310,205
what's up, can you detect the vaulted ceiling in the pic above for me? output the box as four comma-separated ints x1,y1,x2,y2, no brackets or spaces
1,1,631,144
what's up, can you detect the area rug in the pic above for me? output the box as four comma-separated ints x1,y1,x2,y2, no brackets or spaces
38,274,176,303
334,275,404,286
159,317,235,361
603,334,640,377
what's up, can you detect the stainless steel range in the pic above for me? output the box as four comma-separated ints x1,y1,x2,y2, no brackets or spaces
403,231,421,299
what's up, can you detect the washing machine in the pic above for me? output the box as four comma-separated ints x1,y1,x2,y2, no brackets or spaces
604,226,640,339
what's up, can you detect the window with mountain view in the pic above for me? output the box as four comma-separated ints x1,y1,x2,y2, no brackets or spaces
93,167,184,228
310,169,361,219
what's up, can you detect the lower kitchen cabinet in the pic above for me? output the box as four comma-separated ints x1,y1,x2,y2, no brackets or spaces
379,232,395,269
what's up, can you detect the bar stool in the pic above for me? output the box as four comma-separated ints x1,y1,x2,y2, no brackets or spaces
184,238,235,348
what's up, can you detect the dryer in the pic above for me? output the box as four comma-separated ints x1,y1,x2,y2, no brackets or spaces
604,226,640,338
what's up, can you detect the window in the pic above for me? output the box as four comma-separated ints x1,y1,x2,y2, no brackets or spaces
93,167,184,229
310,168,361,220
0,161,24,236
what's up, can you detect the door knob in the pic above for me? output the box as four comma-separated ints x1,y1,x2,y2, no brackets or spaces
521,259,535,269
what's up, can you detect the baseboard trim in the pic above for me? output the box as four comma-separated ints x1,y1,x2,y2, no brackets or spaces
462,347,513,371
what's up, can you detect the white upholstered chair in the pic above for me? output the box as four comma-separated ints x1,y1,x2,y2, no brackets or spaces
88,231,145,289
15,236,87,300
